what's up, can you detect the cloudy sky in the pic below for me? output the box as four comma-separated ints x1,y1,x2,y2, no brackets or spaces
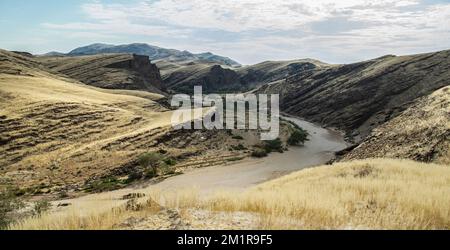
0,0,449,64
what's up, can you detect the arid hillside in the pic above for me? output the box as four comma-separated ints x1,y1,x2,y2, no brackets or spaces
37,53,164,93
1,50,169,191
1,49,297,197
257,50,450,141
159,59,328,94
159,62,241,93
342,86,450,164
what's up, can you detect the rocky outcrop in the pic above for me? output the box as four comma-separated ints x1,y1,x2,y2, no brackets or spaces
37,53,164,93
11,51,34,57
105,54,163,90
342,86,450,164
161,59,327,94
164,64,242,93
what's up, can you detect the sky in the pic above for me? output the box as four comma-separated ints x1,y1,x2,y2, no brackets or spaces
0,0,449,65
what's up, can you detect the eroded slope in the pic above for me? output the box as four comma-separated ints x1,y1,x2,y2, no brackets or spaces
160,59,328,93
257,50,450,141
342,86,450,164
37,54,164,93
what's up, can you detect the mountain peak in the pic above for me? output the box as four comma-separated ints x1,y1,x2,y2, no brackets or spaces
66,43,241,67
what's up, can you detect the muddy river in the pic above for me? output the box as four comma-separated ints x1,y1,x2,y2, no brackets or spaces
49,115,349,214
152,115,348,193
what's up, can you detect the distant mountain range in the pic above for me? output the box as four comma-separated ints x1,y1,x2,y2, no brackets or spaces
45,43,241,67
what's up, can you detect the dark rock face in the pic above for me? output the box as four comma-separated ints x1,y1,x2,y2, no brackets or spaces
342,86,450,164
162,60,324,94
202,65,242,92
38,54,164,93
239,62,318,87
258,50,450,141
163,65,243,94
11,51,34,57
105,54,163,91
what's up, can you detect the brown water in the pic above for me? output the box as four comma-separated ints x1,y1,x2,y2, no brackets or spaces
152,115,349,193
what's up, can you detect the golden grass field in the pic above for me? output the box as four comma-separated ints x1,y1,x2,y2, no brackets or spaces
12,158,450,230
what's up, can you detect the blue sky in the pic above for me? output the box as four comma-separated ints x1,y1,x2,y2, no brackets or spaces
1,0,449,64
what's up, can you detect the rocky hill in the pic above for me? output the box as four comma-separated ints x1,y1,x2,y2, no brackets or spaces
66,43,241,67
56,44,331,94
160,59,328,93
0,49,296,196
159,62,241,93
37,54,164,93
342,86,450,164
257,50,450,141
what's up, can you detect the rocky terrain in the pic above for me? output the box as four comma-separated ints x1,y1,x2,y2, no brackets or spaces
37,53,164,93
52,43,330,94
0,49,297,198
159,62,242,93
342,86,450,164
159,59,328,94
256,50,450,142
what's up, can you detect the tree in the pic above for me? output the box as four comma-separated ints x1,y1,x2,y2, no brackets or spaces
288,129,309,146
138,152,163,177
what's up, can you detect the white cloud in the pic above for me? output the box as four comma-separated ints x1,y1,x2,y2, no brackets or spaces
40,0,450,64
42,21,191,37
75,0,426,32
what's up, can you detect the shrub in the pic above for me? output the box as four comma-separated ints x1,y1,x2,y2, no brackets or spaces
85,177,123,193
163,157,177,166
138,152,163,169
125,171,143,184
0,187,24,229
251,148,268,158
139,152,164,178
232,135,244,140
160,163,176,175
144,168,157,179
264,139,284,153
288,128,309,146
33,200,52,217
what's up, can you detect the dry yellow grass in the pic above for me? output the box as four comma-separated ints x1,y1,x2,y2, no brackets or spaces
0,73,175,188
202,158,450,229
11,158,450,230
